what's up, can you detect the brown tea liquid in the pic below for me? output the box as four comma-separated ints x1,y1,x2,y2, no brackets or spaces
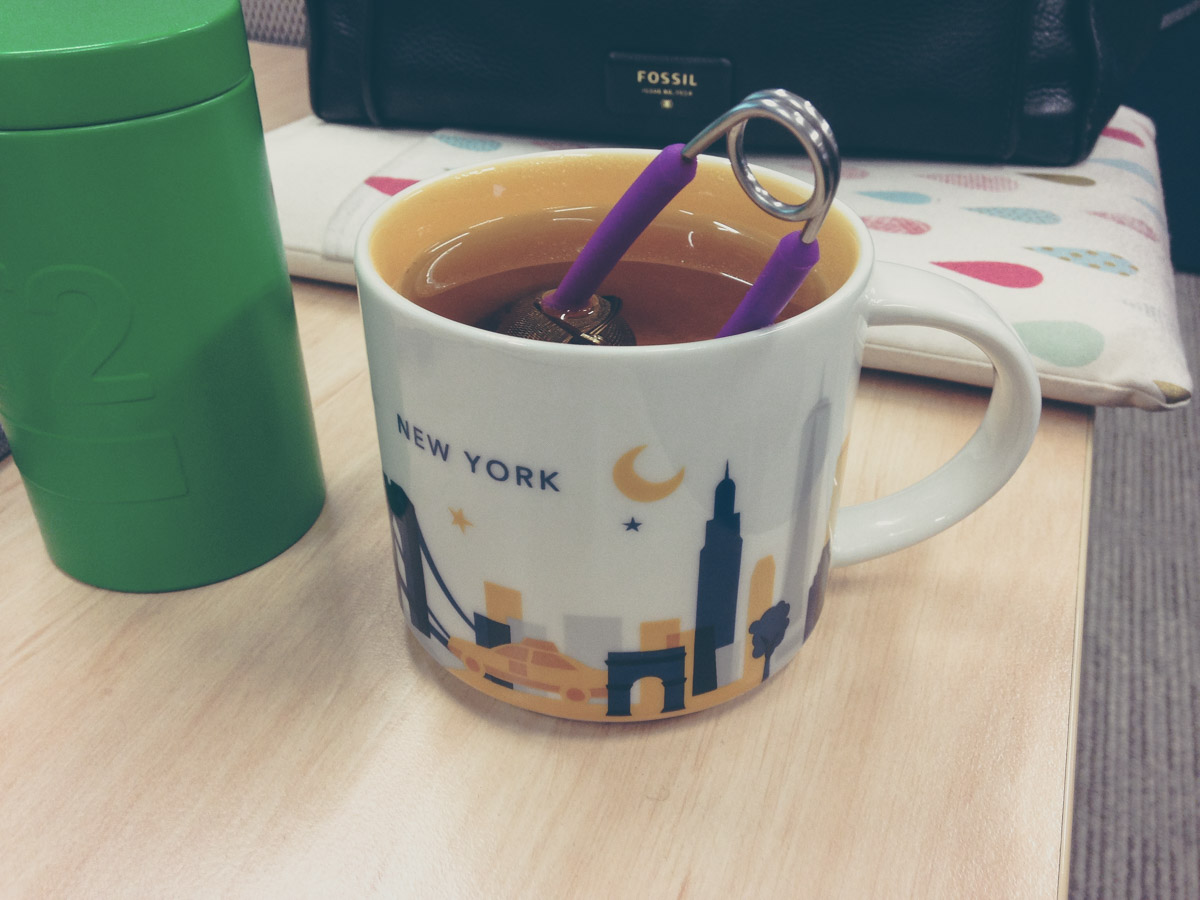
397,208,833,345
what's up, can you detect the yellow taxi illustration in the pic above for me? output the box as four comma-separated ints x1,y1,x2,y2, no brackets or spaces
449,636,608,702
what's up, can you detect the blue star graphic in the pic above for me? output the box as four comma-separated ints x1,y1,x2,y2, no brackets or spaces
623,517,642,531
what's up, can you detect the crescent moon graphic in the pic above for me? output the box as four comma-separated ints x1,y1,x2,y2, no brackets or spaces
612,445,685,503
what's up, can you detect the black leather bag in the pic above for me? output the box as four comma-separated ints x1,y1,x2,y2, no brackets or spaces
305,0,1158,165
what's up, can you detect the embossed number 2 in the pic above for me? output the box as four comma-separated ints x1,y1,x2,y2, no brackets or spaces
26,265,154,406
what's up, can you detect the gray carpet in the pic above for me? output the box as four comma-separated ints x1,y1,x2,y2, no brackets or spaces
1071,271,1200,899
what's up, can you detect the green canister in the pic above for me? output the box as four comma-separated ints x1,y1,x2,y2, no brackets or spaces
0,1,325,591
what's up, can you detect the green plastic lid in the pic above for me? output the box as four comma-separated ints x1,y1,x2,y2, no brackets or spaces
0,0,250,130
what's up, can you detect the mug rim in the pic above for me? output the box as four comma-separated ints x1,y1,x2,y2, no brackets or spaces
353,147,876,357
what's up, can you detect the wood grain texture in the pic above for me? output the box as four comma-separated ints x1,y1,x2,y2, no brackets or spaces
0,43,1091,898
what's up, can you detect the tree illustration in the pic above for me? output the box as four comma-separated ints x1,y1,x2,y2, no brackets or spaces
749,600,792,680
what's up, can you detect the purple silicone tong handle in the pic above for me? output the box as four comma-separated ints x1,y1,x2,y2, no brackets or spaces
543,144,697,314
716,231,820,337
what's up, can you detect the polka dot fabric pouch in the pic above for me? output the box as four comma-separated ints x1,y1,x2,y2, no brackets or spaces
756,107,1190,409
266,106,1191,408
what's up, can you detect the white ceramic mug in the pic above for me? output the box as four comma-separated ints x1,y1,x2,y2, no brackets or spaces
355,149,1041,722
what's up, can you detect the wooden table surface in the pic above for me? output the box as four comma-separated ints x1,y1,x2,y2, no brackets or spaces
0,43,1092,898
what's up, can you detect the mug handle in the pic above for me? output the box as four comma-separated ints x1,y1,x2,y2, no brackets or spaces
831,261,1042,567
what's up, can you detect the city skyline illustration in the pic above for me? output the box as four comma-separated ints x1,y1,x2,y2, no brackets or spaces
384,454,830,721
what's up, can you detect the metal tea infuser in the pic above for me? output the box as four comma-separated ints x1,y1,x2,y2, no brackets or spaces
484,89,841,345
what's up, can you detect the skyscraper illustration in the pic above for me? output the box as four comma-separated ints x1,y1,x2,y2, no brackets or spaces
693,463,743,694
777,395,831,664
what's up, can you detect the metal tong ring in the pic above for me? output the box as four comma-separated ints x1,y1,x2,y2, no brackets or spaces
680,89,841,243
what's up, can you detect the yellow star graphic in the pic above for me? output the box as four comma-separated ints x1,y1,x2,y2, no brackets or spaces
449,508,473,533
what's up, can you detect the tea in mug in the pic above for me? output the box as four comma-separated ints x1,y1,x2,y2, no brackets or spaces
398,208,834,345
